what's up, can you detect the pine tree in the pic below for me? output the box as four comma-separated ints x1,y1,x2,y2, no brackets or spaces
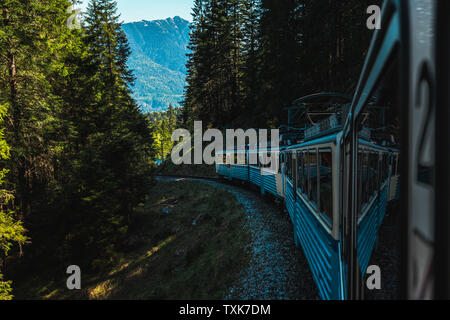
241,0,261,124
0,102,27,300
58,0,155,267
183,0,247,128
0,0,64,218
256,0,301,126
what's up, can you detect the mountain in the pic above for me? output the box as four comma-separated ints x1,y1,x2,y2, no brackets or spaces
122,16,191,113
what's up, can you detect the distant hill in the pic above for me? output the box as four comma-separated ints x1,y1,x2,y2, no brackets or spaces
122,16,190,113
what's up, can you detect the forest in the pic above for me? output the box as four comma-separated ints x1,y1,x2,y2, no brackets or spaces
182,0,381,129
0,0,381,299
0,0,154,299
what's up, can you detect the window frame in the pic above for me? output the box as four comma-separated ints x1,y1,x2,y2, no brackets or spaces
286,142,335,234
318,147,333,226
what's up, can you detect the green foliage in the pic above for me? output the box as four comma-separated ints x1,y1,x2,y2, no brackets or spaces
0,0,156,295
148,105,179,160
0,274,13,300
0,100,27,299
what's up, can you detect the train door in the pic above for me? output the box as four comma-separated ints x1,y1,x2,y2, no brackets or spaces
339,123,362,300
343,0,403,299
339,133,354,300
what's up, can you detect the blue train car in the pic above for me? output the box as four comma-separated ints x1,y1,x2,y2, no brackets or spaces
217,147,285,198
282,133,342,299
216,129,396,300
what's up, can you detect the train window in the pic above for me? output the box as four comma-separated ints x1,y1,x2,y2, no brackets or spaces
386,154,390,180
358,149,370,217
302,151,309,195
297,151,303,192
379,153,384,190
357,149,362,214
285,153,289,177
286,152,292,180
364,152,370,204
309,148,318,207
394,155,399,176
319,148,333,223
279,153,283,174
367,154,370,196
377,152,381,191
292,152,296,179
369,152,379,197
386,154,391,181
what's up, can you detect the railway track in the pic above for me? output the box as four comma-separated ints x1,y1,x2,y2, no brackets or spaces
153,173,319,299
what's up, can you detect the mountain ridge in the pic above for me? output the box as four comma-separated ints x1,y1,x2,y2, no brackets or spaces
122,16,191,113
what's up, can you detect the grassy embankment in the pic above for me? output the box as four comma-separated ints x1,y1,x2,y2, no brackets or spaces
12,180,250,299
156,159,217,177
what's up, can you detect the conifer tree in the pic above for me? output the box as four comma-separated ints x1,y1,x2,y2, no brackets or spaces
0,102,27,300
60,0,154,266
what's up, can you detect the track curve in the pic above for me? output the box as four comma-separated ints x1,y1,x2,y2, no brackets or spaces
155,175,320,300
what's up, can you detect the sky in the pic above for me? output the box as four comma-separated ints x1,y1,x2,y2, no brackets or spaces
78,0,194,22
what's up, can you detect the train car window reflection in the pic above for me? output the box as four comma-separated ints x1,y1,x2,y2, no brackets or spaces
309,149,318,206
369,152,379,196
358,149,370,217
279,153,283,174
297,151,303,192
287,152,292,180
303,151,309,195
319,148,333,223
395,155,399,176
357,149,362,214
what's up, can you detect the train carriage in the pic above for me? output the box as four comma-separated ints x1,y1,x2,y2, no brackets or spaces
282,134,342,299
216,0,449,300
282,133,395,299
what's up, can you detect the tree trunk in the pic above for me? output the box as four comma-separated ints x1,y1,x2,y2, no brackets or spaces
3,8,27,216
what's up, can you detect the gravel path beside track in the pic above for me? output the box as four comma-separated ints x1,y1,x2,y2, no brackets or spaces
155,176,319,300
155,176,400,300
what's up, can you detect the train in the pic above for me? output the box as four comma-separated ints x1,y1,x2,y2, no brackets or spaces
217,106,400,300
215,0,449,300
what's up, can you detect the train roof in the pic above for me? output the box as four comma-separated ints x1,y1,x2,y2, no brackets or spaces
284,132,395,153
285,133,339,150
217,146,286,154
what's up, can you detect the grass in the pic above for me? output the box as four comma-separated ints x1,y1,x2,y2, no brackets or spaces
156,160,217,177
11,180,250,300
